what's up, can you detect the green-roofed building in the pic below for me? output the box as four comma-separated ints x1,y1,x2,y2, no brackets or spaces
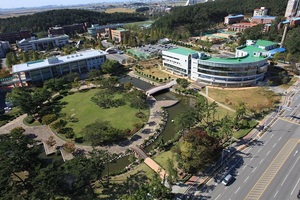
162,43,270,87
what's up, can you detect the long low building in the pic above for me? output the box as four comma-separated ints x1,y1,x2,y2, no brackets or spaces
162,42,273,87
12,49,108,84
17,34,69,51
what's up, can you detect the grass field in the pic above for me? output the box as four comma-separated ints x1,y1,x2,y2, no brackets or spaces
136,59,177,80
59,89,149,137
105,7,135,13
207,87,280,113
233,119,258,139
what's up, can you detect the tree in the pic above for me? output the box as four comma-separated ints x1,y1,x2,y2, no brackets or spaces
166,158,178,184
174,109,197,131
126,89,148,110
176,78,189,89
101,60,121,74
0,127,41,198
175,128,221,173
82,120,125,145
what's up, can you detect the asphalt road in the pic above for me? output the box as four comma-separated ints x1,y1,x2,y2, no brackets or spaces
199,81,300,200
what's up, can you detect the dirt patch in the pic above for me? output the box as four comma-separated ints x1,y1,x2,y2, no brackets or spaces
207,87,280,113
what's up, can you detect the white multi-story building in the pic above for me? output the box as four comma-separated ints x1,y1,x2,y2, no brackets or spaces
12,49,108,84
285,0,300,18
0,41,10,58
16,34,69,52
162,47,198,77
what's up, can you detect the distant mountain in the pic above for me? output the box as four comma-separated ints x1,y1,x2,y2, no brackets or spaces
0,9,147,33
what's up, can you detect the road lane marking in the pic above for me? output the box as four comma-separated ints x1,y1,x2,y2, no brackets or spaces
274,190,278,198
244,176,249,183
235,187,241,194
250,156,254,161
278,137,282,141
291,178,300,195
273,143,277,148
260,159,264,164
270,134,274,138
243,165,246,169
244,138,299,200
215,194,221,200
266,150,270,155
252,167,257,173
294,150,298,156
258,148,262,153
281,153,300,186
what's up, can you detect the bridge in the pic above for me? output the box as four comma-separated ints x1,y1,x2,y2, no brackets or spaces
131,145,167,180
146,80,177,96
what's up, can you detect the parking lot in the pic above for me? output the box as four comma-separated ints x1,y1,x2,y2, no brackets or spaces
128,44,175,58
106,53,129,63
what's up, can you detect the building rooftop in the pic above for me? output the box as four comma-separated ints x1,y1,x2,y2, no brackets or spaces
12,49,108,73
17,34,69,44
226,14,244,19
255,39,278,47
203,53,266,64
252,15,276,19
165,47,197,56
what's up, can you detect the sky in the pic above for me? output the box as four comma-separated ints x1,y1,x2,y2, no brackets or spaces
1,0,125,9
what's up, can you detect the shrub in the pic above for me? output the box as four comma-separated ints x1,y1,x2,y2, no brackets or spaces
62,142,75,153
58,127,74,135
65,131,75,139
42,114,58,125
24,115,34,124
51,119,67,130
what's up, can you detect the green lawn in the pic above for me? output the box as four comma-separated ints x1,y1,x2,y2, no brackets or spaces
59,89,149,137
233,119,258,139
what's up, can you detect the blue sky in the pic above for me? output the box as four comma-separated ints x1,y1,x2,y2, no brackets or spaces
1,0,124,9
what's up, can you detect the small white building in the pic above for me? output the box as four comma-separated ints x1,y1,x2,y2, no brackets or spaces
12,49,108,84
0,41,10,58
17,34,69,52
253,7,268,16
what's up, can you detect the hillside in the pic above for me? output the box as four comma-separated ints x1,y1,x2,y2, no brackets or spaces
153,0,288,36
0,9,147,33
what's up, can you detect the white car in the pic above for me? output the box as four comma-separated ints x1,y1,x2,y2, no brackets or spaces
222,174,233,186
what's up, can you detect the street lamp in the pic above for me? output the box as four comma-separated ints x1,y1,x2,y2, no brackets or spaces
221,149,231,165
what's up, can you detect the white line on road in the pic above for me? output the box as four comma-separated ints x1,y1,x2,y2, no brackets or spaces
291,178,300,196
274,190,279,198
281,154,300,186
267,150,271,155
273,143,277,148
250,156,254,161
235,187,241,194
278,137,282,141
243,165,246,169
244,176,249,183
252,167,257,173
215,194,221,200
294,150,298,156
260,159,264,164
270,134,274,138
257,147,262,153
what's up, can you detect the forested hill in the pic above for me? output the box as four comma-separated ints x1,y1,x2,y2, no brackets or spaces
153,0,288,36
0,9,147,33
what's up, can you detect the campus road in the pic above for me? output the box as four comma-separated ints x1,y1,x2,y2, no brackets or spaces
201,81,300,200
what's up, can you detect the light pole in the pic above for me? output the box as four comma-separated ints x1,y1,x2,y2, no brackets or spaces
221,149,231,165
